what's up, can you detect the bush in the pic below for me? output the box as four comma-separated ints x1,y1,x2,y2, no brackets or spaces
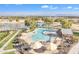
73,36,79,43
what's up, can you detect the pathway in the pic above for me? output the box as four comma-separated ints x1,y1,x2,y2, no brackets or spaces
0,49,16,54
0,31,14,44
0,30,21,50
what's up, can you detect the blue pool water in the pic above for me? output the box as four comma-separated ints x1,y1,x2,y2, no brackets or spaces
32,28,49,41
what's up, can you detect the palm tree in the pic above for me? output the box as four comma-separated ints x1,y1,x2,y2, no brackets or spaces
15,16,19,22
24,19,30,26
62,19,72,28
0,16,2,19
0,16,2,21
54,18,72,28
24,17,31,26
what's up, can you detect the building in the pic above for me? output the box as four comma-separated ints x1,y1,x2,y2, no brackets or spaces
61,29,73,40
50,22,62,29
0,20,27,31
57,29,73,41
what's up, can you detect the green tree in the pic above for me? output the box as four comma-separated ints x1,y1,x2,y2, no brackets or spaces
30,21,37,31
43,18,53,24
25,19,30,26
54,18,72,28
54,18,64,22
62,19,72,28
15,16,19,22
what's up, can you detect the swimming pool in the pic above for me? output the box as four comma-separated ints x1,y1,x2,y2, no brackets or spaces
32,28,57,41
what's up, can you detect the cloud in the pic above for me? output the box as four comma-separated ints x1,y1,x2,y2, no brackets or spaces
67,6,72,9
74,7,79,9
15,4,23,5
41,5,49,8
62,6,72,9
41,5,58,9
50,6,58,9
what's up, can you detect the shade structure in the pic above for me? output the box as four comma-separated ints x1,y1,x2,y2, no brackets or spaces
32,41,43,49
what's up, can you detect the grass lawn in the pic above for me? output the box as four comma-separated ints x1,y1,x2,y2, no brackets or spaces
0,31,15,48
3,51,15,54
4,39,14,50
73,32,79,42
73,32,79,36
4,30,22,50
0,32,9,41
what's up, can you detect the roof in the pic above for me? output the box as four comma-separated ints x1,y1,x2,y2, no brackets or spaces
61,29,73,35
50,22,62,27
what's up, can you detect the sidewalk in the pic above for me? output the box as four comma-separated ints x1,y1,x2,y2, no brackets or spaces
0,31,14,44
0,30,21,50
0,49,16,54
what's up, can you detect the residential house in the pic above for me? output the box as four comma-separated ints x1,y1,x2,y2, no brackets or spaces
50,22,62,29
0,20,27,31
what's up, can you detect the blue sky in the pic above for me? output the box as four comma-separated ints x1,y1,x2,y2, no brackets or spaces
0,4,79,12
0,4,79,16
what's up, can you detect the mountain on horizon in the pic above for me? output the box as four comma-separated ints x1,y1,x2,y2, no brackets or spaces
0,12,79,16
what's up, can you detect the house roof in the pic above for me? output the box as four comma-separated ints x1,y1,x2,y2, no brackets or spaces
50,22,62,27
61,29,73,35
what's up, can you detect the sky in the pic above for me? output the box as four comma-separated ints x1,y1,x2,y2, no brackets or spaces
0,4,79,16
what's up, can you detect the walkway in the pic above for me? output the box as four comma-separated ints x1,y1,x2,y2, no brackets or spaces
0,31,14,44
0,30,21,50
0,49,16,54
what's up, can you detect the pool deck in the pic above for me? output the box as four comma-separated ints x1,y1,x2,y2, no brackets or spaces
20,32,34,44
19,28,58,43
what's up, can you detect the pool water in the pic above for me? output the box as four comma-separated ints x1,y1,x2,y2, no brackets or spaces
32,28,49,41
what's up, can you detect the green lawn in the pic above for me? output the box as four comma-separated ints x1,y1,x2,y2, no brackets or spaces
73,32,79,42
0,31,15,48
4,40,14,50
0,32,9,41
4,30,22,50
3,51,15,54
73,32,79,36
